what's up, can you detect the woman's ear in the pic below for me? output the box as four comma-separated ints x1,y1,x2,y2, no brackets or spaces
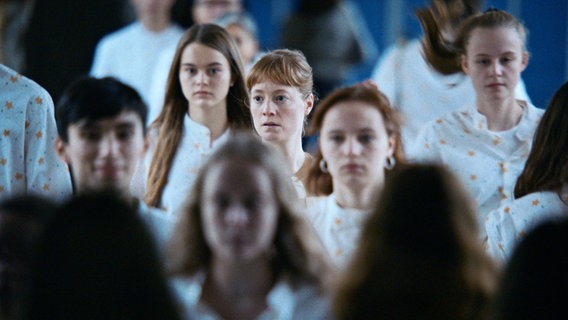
305,93,314,116
387,134,397,158
520,51,529,71
461,54,469,74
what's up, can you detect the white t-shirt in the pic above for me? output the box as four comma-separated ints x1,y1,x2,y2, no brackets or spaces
90,22,183,107
171,273,331,320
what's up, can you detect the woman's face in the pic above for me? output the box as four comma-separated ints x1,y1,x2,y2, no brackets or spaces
225,23,258,66
319,101,395,191
461,27,528,104
178,43,233,112
250,80,313,146
200,159,278,263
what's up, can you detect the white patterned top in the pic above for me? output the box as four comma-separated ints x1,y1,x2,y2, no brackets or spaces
0,64,72,200
410,102,543,235
371,39,531,156
134,115,232,217
485,191,568,263
306,194,370,268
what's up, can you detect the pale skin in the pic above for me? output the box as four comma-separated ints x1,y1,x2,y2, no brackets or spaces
54,111,149,196
461,26,529,132
179,43,234,142
319,102,395,210
199,160,279,319
250,81,313,175
129,0,176,32
192,0,243,24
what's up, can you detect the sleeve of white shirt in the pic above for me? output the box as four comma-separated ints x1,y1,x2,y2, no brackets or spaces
370,43,402,107
24,88,72,200
484,207,510,263
90,37,112,77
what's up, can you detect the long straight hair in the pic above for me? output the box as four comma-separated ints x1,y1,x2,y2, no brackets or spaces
144,24,253,207
514,82,568,198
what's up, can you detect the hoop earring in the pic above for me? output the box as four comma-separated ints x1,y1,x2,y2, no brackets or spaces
384,156,396,170
319,159,329,174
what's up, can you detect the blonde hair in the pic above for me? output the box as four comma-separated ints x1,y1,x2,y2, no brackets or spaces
305,84,404,196
144,24,253,207
247,49,314,99
418,8,528,74
166,132,332,289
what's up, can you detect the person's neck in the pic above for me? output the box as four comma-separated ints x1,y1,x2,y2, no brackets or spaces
476,97,523,132
333,180,382,211
189,104,229,142
265,138,306,175
207,257,275,299
140,15,171,33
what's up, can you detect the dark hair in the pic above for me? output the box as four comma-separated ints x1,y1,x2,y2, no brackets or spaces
305,84,404,195
334,164,498,319
145,23,253,208
514,81,568,198
0,195,58,320
0,194,57,222
492,217,568,320
417,7,527,75
21,192,181,320
56,76,148,142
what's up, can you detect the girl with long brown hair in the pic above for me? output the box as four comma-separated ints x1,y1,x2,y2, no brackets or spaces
133,23,252,215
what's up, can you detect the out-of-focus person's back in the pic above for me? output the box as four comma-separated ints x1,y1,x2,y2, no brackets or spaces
492,217,568,320
333,164,499,320
20,191,182,320
0,195,56,320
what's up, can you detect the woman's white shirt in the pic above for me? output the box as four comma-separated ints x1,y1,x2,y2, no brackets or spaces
132,115,232,217
306,194,370,268
485,191,568,263
410,102,543,235
171,273,331,320
371,38,532,155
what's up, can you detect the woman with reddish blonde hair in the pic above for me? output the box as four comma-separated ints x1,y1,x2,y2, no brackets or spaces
247,49,315,198
305,83,404,267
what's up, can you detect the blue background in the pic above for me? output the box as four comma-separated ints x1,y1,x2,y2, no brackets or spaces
246,0,568,110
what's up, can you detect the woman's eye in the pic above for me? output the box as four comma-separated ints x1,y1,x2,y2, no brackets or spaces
275,95,288,102
252,96,263,103
358,134,374,144
245,198,261,211
501,57,513,63
215,197,229,210
330,135,344,143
